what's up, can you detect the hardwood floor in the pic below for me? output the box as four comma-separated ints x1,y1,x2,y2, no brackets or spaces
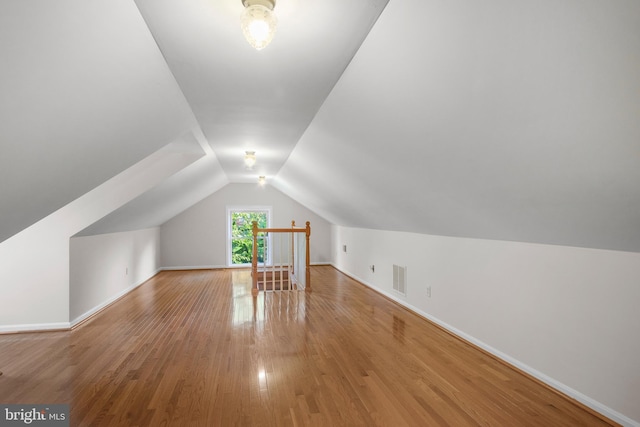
0,266,615,426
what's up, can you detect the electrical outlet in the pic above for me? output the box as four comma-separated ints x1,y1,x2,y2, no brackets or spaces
370,265,375,273
343,245,347,253
427,286,431,298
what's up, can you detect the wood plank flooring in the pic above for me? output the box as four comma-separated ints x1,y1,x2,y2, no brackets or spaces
0,266,616,426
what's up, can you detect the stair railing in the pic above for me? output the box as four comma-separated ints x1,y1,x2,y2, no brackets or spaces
251,220,311,296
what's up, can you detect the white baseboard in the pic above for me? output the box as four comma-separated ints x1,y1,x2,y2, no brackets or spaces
70,268,162,327
161,265,228,270
162,263,331,270
0,322,71,334
331,264,639,427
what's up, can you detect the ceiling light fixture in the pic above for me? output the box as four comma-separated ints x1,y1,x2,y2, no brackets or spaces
244,151,256,169
240,0,277,50
258,176,266,186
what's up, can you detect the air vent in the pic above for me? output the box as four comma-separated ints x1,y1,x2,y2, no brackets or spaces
393,265,407,296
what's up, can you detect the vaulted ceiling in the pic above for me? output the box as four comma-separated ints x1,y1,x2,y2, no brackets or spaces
2,0,640,252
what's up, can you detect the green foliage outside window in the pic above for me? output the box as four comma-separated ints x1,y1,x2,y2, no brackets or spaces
231,211,268,265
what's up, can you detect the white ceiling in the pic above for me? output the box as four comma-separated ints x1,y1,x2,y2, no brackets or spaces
2,0,640,252
134,0,388,182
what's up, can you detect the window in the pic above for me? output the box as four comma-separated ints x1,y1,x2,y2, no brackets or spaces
227,207,271,266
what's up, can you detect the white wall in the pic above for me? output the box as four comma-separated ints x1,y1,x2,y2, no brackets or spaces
161,183,332,268
332,225,640,426
69,228,161,324
0,146,202,332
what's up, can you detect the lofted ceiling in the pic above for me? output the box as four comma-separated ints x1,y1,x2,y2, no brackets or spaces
2,0,640,252
133,0,388,182
275,0,640,252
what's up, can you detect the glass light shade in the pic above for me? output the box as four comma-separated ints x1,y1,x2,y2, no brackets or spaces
244,151,257,169
241,4,277,50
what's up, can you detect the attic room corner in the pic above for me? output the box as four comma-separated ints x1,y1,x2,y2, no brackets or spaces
331,225,640,425
0,140,203,332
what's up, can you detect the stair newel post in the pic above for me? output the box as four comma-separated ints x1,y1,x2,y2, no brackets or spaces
251,220,259,296
305,221,311,292
291,220,296,277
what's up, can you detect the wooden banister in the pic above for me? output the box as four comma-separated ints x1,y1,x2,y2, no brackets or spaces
305,221,311,292
251,221,259,296
291,220,296,277
251,220,311,295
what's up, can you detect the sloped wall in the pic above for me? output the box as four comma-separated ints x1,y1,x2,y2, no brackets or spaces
161,183,332,268
0,0,199,244
332,225,640,426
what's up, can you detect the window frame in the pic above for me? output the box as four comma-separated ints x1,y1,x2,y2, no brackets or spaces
226,206,272,267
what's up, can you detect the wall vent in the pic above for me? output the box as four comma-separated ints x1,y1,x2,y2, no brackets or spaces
393,265,407,296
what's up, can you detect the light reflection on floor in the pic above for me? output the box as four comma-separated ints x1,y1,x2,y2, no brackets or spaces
230,269,307,328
